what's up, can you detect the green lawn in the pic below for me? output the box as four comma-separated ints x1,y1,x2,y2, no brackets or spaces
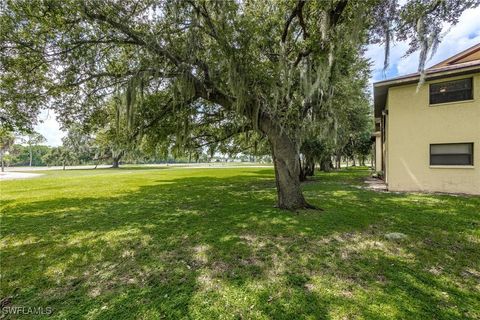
1,167,479,319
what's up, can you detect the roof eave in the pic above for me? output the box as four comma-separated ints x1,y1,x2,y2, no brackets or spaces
373,64,480,118
374,63,480,88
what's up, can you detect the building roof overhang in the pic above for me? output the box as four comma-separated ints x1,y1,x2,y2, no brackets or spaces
373,44,480,118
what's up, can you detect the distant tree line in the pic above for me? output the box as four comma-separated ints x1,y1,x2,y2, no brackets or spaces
0,127,275,170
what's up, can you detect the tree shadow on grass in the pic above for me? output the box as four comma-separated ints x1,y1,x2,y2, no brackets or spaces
1,169,479,319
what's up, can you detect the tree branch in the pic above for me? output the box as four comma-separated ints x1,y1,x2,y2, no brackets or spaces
293,49,312,67
329,0,349,27
81,4,181,66
195,125,251,148
281,0,306,43
81,3,235,113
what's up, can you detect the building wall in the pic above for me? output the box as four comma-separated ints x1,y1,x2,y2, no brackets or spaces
386,73,480,195
375,133,382,172
384,102,389,183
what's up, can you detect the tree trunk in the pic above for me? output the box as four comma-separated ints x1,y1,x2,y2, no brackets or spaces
271,143,310,209
306,158,315,176
112,151,123,168
299,156,315,181
260,117,315,210
112,157,120,168
299,157,308,182
320,158,333,172
29,147,33,166
335,153,341,169
1,151,4,172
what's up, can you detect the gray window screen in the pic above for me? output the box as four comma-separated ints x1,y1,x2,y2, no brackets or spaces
430,78,473,105
430,143,473,165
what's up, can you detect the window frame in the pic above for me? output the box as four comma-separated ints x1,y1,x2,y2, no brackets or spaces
429,77,474,106
429,143,474,166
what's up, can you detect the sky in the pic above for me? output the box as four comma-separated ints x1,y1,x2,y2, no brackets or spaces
366,6,480,83
35,6,480,146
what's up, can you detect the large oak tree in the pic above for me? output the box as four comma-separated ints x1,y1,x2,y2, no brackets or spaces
1,0,477,209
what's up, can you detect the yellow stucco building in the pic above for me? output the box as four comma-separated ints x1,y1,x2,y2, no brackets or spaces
373,43,480,195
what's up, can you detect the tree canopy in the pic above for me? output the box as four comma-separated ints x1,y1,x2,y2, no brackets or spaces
1,0,477,209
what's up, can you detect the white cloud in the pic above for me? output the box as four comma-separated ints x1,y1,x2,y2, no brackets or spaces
34,109,66,147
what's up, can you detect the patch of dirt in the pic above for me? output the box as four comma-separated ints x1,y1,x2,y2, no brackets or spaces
363,177,387,192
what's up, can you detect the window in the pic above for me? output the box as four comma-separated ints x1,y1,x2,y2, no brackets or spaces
430,143,474,166
430,78,473,105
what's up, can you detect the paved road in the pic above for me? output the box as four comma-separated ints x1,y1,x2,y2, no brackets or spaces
0,163,273,180
2,165,112,172
3,163,271,171
0,172,45,180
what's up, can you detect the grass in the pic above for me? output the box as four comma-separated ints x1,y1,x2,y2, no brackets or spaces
1,167,479,319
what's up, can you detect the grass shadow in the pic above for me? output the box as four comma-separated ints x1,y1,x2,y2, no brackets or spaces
1,167,479,319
